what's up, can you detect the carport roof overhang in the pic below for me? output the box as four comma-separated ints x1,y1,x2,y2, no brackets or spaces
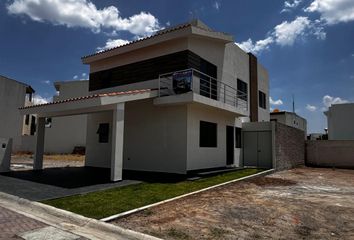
19,89,158,117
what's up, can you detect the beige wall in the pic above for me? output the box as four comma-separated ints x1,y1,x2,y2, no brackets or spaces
326,104,354,140
44,81,88,153
186,104,237,170
90,38,188,73
257,63,270,122
85,111,113,168
123,99,187,173
85,99,188,173
0,77,27,151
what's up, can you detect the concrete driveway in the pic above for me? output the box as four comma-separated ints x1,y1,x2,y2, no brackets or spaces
114,167,354,240
0,167,140,201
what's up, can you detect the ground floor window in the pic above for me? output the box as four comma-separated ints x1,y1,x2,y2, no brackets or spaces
97,123,109,143
199,121,217,147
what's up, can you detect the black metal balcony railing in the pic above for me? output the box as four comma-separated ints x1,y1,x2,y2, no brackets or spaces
158,68,248,111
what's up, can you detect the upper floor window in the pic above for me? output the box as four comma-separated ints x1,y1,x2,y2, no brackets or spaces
237,79,248,101
259,91,266,109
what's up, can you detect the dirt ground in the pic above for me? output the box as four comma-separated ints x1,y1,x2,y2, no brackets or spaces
114,167,354,240
11,154,84,170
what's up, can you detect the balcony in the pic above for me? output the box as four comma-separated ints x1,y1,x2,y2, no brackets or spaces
157,68,248,114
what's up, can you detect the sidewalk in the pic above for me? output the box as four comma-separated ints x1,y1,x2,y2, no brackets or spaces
0,192,161,240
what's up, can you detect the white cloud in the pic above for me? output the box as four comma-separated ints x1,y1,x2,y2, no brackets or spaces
237,37,274,54
273,16,311,46
7,0,161,36
41,80,50,85
269,97,284,106
213,1,221,10
236,16,326,53
96,38,130,52
323,95,348,109
33,95,51,104
73,75,78,80
306,104,317,111
305,0,354,25
281,0,303,13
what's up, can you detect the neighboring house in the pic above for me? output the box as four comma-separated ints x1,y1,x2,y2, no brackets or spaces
270,111,307,133
0,75,35,151
324,103,354,140
44,80,88,153
21,20,270,181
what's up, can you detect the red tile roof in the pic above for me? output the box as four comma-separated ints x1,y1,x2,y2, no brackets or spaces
19,89,153,110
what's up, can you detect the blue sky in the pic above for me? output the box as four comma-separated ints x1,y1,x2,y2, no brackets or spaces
1,0,354,133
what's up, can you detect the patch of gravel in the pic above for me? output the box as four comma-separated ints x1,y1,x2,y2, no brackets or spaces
113,167,354,240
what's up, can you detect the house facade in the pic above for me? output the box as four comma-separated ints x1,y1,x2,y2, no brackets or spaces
325,103,354,140
20,20,270,181
0,75,35,151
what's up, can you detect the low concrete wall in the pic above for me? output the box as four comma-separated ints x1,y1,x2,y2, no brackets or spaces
274,122,305,170
306,140,354,168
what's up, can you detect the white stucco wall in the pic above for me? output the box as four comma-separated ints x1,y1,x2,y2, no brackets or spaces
186,104,237,171
257,63,270,122
85,99,188,173
0,77,27,151
44,81,88,153
123,99,187,174
85,111,113,168
327,103,354,140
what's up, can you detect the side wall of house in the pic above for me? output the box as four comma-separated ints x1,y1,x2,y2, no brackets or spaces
0,78,26,151
257,63,270,122
327,104,354,140
186,104,237,170
44,81,88,153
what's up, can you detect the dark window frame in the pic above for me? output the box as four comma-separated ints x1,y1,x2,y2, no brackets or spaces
259,90,266,109
199,121,217,148
97,123,110,143
237,79,248,101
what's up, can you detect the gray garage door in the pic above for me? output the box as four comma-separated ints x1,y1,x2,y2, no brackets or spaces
243,131,272,169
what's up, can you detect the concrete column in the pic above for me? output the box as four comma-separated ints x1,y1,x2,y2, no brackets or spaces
34,117,45,170
110,103,125,181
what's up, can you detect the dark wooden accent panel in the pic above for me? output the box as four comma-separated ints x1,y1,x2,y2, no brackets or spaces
249,53,258,122
89,50,217,91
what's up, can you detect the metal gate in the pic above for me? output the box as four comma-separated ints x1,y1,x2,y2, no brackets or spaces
243,131,272,169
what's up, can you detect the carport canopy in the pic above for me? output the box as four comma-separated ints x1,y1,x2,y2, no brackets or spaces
19,89,158,181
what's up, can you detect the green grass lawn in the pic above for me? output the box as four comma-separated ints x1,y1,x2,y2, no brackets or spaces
42,168,263,219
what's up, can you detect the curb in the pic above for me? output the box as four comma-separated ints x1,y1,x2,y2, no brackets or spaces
101,168,275,222
0,192,162,240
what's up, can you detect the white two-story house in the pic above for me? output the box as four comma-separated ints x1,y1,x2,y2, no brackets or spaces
20,20,270,181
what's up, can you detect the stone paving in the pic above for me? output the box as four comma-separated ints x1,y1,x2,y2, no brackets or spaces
0,206,89,240
0,206,47,239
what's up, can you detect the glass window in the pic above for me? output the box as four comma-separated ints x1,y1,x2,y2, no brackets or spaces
199,121,217,147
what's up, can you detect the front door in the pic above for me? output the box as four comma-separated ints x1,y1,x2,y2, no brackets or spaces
226,126,234,165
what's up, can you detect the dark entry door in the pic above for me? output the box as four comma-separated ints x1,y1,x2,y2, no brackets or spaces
226,126,234,165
